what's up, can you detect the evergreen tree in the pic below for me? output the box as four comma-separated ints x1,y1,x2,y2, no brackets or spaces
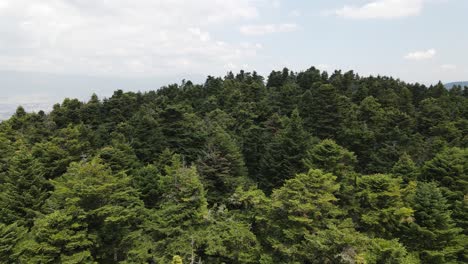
298,89,315,131
303,139,357,177
308,84,341,138
260,109,309,192
159,105,207,162
0,67,466,263
0,134,14,173
392,153,419,184
0,145,50,228
365,238,420,264
303,139,358,213
18,208,95,263
151,154,208,263
264,169,352,262
96,134,140,173
132,164,163,208
196,205,261,263
0,223,26,263
20,159,146,263
355,174,413,238
196,126,248,203
401,182,464,263
421,147,467,197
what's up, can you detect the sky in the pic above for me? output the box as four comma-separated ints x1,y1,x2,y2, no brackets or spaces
0,0,467,119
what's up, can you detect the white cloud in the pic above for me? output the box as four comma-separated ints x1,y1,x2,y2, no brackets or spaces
332,0,425,19
272,0,281,9
441,64,457,70
0,0,261,77
289,10,301,17
404,49,436,60
188,27,211,42
240,23,298,36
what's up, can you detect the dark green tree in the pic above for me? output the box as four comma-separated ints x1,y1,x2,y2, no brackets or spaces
392,153,419,184
355,174,413,238
196,126,249,203
308,84,342,138
0,223,27,263
264,169,360,263
0,145,50,228
260,109,309,192
19,158,146,263
303,139,357,177
150,155,208,263
401,182,464,263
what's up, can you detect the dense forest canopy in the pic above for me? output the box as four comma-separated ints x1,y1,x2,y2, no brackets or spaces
0,67,467,263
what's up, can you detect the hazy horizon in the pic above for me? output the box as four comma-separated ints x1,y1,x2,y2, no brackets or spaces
1,0,467,119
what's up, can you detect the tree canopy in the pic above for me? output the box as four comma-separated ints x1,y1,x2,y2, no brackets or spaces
0,67,466,263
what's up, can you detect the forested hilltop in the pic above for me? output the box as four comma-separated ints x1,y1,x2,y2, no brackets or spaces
0,67,467,263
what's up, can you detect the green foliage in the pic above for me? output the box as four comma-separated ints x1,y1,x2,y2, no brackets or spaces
0,145,50,227
306,84,342,138
0,134,14,173
132,164,163,208
421,147,467,196
196,125,249,203
149,155,209,262
197,205,261,263
260,109,309,191
303,139,359,212
172,255,183,264
392,153,419,184
96,136,140,173
0,222,26,263
365,238,420,264
303,139,357,177
401,182,464,263
18,158,146,263
18,208,95,263
355,174,413,238
264,169,345,262
0,67,466,263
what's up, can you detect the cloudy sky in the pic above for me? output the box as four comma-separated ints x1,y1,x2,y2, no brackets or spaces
0,0,467,118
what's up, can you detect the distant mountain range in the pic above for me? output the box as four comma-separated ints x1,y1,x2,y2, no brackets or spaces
445,81,468,89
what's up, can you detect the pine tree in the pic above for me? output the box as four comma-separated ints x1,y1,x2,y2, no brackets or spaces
355,174,413,238
298,89,315,131
392,153,419,184
0,145,50,228
196,126,248,203
401,182,464,263
0,223,27,263
18,208,95,263
0,134,14,173
19,158,146,263
303,139,358,213
260,109,309,192
196,205,261,263
365,238,420,264
159,105,207,162
132,164,163,208
421,147,467,197
303,139,357,177
264,169,352,262
308,84,341,138
96,134,140,173
151,154,208,262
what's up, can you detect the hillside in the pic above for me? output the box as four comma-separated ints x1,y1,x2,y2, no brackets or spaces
0,67,467,263
445,81,468,89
